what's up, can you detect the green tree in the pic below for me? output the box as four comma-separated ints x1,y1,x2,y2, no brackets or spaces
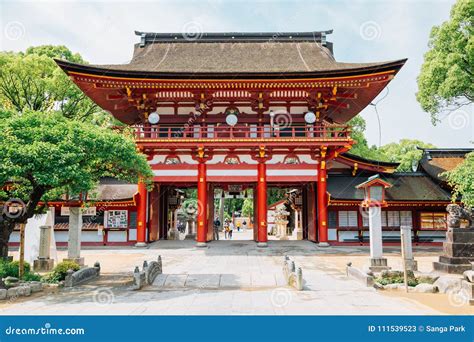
347,116,388,161
444,152,474,208
380,139,436,172
241,197,254,217
0,110,152,258
416,0,473,123
267,188,288,206
0,45,106,122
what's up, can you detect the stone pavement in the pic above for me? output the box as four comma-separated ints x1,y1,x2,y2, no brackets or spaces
1,240,444,315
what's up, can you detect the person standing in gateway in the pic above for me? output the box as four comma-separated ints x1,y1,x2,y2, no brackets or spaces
228,221,234,239
213,217,221,240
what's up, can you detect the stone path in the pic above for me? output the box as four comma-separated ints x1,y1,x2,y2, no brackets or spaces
149,272,286,289
0,241,443,315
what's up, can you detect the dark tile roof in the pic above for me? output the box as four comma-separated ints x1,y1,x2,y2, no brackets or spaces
136,31,334,46
340,153,400,168
327,172,451,202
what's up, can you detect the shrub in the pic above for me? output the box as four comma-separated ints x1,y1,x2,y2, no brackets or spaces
22,272,42,282
0,260,31,278
42,261,80,283
377,270,419,287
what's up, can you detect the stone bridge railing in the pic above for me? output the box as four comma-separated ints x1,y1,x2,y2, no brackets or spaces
130,256,163,290
283,256,303,291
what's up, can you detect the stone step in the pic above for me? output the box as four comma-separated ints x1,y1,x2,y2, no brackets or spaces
439,256,473,265
146,273,287,290
433,261,472,274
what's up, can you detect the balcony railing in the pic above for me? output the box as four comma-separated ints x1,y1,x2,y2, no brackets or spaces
132,124,351,140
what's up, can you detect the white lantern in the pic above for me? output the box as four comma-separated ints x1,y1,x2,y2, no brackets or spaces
304,111,317,124
226,114,238,126
148,111,160,124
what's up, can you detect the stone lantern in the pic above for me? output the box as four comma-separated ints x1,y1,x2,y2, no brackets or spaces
356,174,392,271
274,207,290,240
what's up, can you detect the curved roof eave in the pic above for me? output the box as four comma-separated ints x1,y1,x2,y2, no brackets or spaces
338,152,400,170
54,58,407,80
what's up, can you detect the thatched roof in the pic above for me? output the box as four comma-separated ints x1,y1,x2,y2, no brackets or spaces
418,148,474,182
85,31,404,75
89,177,137,201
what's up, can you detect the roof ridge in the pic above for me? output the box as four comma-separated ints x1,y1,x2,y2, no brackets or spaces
135,30,334,46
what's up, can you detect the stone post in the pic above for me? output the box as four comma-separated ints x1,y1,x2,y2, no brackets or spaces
400,225,418,271
168,209,179,240
368,206,389,271
65,207,84,266
33,225,54,272
292,209,303,240
433,210,474,273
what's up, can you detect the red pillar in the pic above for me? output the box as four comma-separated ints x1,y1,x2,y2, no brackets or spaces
136,179,148,247
257,161,268,247
317,161,329,246
196,161,208,246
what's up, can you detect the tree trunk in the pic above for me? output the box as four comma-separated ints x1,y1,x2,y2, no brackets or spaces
0,185,46,259
0,219,15,259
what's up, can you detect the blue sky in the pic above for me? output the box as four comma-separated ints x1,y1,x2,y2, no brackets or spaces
1,0,472,148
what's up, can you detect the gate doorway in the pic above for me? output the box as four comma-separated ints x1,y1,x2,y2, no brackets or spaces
149,182,317,243
212,185,255,241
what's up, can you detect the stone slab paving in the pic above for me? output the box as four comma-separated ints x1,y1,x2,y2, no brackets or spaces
164,274,187,288
0,240,444,315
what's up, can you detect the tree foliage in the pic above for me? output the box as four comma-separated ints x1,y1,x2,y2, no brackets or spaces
416,0,474,123
0,110,153,257
347,118,436,171
444,152,474,208
347,117,388,161
0,45,109,123
380,139,436,172
241,197,254,217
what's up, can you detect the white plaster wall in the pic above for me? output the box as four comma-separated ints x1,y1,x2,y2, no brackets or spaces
176,106,195,115
153,169,198,176
207,154,257,165
267,169,316,176
82,231,103,243
149,154,198,165
207,169,257,176
107,231,128,242
328,229,337,241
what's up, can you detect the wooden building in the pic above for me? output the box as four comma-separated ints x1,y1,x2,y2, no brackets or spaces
29,30,465,247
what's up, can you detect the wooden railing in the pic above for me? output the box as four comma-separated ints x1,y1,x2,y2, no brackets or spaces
132,124,351,140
